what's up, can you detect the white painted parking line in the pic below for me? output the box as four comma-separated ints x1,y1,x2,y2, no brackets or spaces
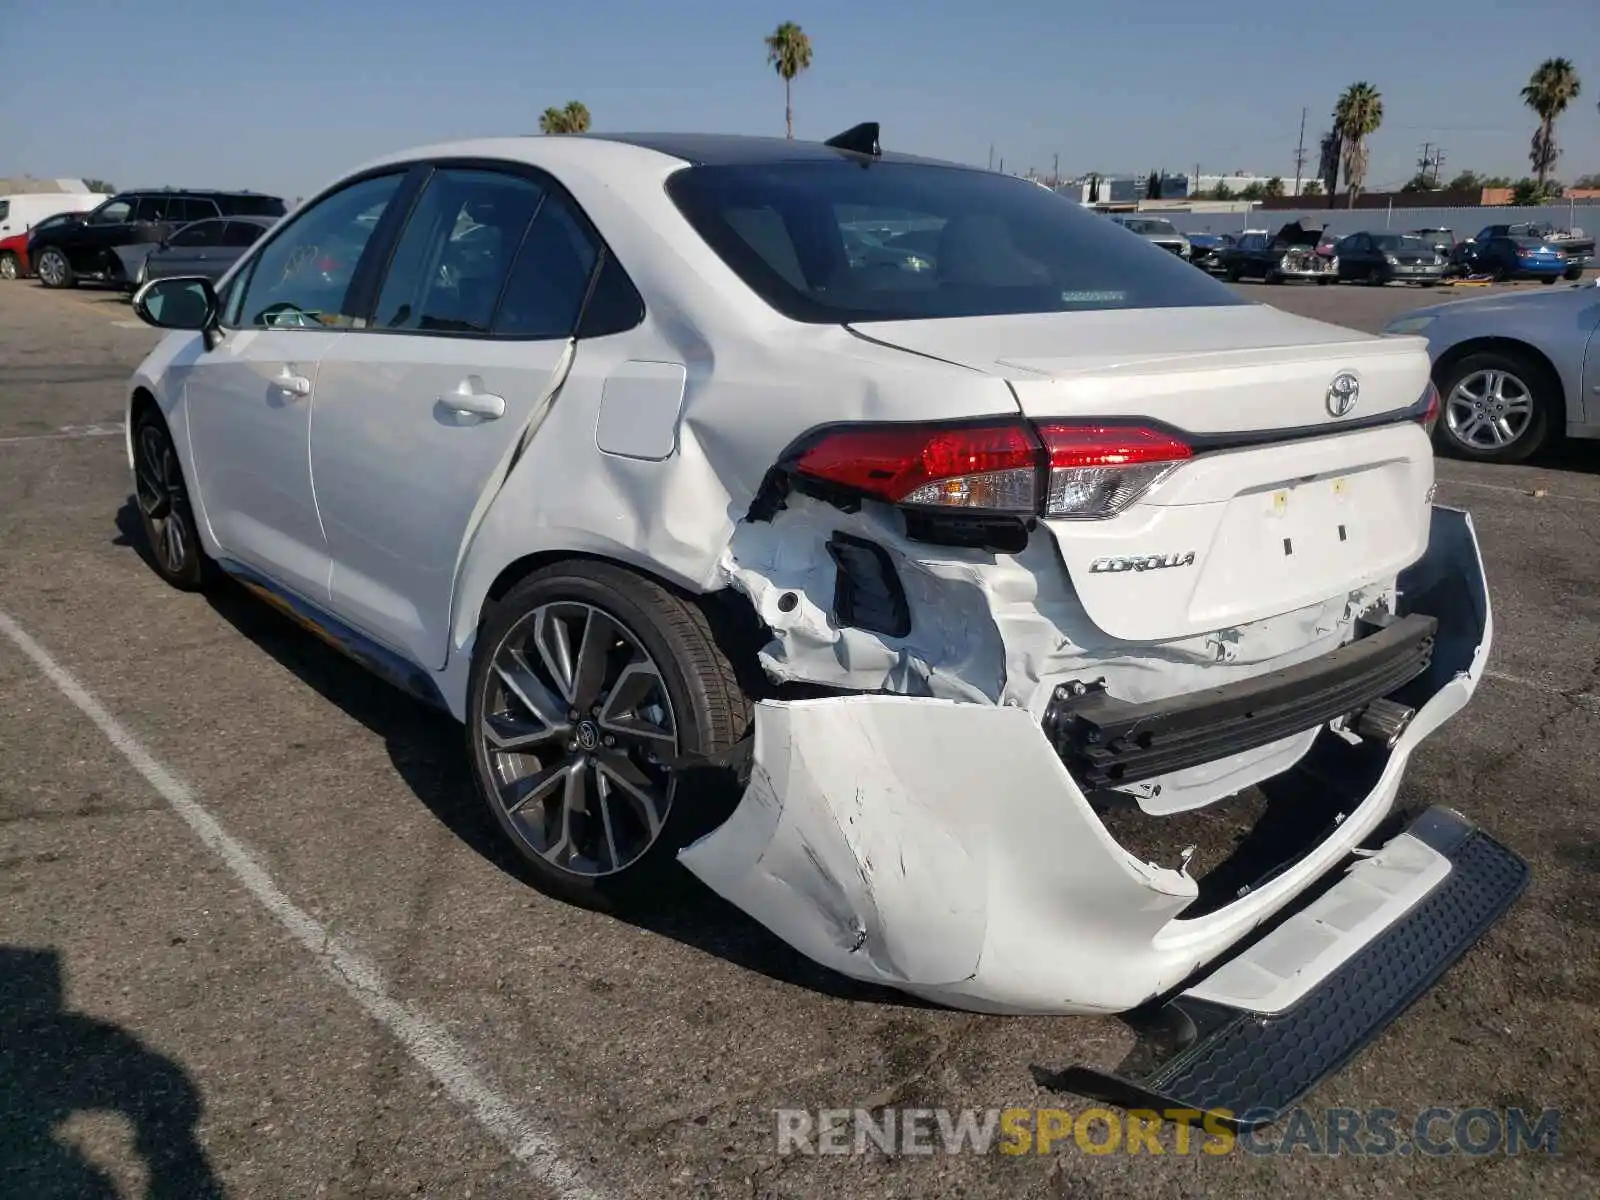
0,423,125,446
111,320,147,329
0,608,605,1200
1484,668,1600,706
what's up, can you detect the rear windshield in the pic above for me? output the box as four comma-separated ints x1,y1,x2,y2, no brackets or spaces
1118,218,1179,237
665,161,1244,323
1372,235,1431,252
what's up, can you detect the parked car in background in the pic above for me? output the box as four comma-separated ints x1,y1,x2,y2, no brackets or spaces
118,132,1508,1069
1314,228,1343,261
0,190,109,242
29,188,286,289
132,216,276,288
1187,231,1235,273
1109,215,1190,258
1386,276,1600,462
1503,222,1593,277
1219,222,1335,283
1335,232,1445,286
0,211,85,280
1409,227,1455,258
1455,226,1582,282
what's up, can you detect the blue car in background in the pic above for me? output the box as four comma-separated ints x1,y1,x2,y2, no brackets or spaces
1457,224,1585,283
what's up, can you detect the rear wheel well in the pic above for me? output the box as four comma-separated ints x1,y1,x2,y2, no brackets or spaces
1432,337,1566,419
477,552,770,697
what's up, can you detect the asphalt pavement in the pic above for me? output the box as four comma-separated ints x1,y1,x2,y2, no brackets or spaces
1,278,1596,1198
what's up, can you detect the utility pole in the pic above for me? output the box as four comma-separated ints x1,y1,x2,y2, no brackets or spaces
1431,148,1446,188
1416,143,1446,187
1291,106,1308,197
1053,152,1060,186
988,143,995,171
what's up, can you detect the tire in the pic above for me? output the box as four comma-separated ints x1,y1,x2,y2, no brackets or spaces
0,252,18,281
1317,276,1333,286
34,246,75,289
132,410,211,589
1434,349,1557,465
1565,266,1584,281
1541,276,1557,285
1225,264,1242,282
466,561,751,910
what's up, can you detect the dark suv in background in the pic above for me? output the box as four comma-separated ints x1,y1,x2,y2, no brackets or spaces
29,188,286,289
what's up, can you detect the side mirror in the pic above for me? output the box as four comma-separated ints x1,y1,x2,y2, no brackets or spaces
132,276,221,348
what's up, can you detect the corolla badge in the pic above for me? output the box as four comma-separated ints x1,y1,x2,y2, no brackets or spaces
1326,372,1361,417
1088,551,1197,574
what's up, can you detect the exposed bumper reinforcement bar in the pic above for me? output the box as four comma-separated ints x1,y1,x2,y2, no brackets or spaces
1042,805,1528,1127
1044,612,1439,789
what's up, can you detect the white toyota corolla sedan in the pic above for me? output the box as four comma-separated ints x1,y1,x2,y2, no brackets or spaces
127,127,1521,1109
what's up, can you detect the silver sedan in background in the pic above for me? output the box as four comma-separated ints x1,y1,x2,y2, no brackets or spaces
1386,278,1600,463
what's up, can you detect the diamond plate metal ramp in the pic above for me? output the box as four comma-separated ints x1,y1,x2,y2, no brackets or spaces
1044,806,1529,1128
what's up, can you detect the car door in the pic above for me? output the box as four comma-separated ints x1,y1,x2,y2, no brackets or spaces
67,194,136,273
310,163,601,668
182,170,410,603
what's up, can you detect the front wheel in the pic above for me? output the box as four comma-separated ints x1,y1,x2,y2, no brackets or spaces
1435,351,1556,464
35,247,75,289
133,413,211,589
0,252,18,281
1541,276,1558,285
466,562,751,909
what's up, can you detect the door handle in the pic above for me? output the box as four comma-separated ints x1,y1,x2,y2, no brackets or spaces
274,371,312,398
440,378,506,419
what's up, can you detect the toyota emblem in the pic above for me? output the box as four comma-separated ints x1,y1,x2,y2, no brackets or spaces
1327,372,1360,418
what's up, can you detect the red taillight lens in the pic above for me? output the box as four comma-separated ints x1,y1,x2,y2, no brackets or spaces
1035,424,1191,519
1418,381,1440,436
793,421,1041,512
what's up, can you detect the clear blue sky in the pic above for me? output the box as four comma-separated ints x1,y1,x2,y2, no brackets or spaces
4,0,1597,200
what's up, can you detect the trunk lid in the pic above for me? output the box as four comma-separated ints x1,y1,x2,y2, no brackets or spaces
849,306,1435,641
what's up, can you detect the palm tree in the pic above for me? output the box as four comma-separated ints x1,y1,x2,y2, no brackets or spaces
538,101,591,135
1333,83,1384,208
764,22,813,139
1521,58,1581,187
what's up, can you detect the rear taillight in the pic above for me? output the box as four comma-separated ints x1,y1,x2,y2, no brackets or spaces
1036,424,1193,519
1418,381,1440,436
789,419,1191,520
793,421,1040,512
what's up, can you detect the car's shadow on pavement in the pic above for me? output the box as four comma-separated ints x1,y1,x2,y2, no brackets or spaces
113,500,919,1010
0,946,226,1198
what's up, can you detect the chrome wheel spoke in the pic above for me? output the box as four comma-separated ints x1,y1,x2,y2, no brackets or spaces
595,756,667,840
532,606,579,704
571,608,619,711
502,759,573,817
494,649,570,733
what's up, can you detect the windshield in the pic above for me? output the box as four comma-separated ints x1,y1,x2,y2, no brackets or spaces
1372,235,1431,253
1120,218,1179,236
666,161,1242,322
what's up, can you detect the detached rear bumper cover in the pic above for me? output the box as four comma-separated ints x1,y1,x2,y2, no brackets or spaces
679,507,1494,1014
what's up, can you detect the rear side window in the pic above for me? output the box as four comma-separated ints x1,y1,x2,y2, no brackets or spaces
167,220,222,248
491,192,600,339
0,202,9,222
577,251,646,338
374,168,546,334
666,161,1244,322
221,221,266,247
224,194,288,218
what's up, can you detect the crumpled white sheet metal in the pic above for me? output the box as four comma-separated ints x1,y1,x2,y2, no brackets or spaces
684,507,1490,1014
718,494,1393,813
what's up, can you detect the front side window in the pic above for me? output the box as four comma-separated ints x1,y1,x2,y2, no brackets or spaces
133,197,169,223
89,198,133,225
374,168,545,334
666,161,1243,322
229,172,403,329
167,220,223,248
0,202,9,222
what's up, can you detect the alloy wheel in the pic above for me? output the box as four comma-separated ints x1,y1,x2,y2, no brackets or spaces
0,255,17,281
480,602,679,878
135,423,191,574
1446,369,1534,450
37,250,64,287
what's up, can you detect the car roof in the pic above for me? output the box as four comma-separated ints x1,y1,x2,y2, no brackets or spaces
582,132,955,168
